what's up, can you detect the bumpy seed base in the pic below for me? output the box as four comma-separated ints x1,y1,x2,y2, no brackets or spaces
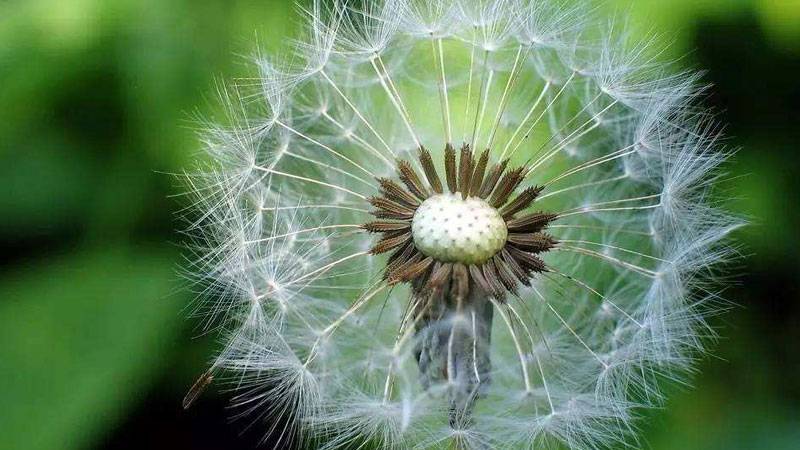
412,193,508,265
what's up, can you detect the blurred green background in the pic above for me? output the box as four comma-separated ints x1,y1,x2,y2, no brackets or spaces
1,0,798,449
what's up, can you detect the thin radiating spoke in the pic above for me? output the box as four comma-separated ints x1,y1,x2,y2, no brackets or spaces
275,120,374,178
555,245,658,278
549,269,644,328
304,281,390,367
490,297,532,393
320,70,397,158
530,284,609,369
487,45,530,150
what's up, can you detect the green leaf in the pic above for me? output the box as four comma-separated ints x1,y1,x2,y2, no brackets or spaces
0,245,186,450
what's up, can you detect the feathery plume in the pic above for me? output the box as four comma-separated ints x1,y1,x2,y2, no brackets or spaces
181,1,740,448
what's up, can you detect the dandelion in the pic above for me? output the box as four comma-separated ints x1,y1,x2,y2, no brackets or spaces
181,0,741,448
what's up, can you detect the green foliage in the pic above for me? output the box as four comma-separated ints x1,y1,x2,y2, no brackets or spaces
0,247,185,450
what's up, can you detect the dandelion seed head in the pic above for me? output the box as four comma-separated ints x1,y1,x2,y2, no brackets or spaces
181,0,741,448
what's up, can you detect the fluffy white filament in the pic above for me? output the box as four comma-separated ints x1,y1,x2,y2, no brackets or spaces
182,1,741,448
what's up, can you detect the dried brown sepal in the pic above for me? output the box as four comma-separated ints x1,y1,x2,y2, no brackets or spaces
506,233,557,252
388,252,423,283
372,232,412,255
428,262,453,289
481,260,506,299
469,264,491,294
362,221,411,233
377,177,420,208
506,212,558,233
501,185,544,219
470,149,490,197
372,210,413,220
390,256,433,284
444,143,458,193
505,245,547,274
388,250,421,277
386,239,416,271
398,160,429,201
387,237,413,261
492,255,519,295
370,196,416,220
490,167,526,208
417,261,441,292
458,144,474,199
452,263,470,301
478,159,509,199
418,147,443,194
499,248,530,286
380,229,411,241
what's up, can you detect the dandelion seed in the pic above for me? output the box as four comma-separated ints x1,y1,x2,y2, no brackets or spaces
181,1,741,448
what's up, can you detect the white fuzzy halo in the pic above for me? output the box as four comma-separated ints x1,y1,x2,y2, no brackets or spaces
182,1,742,448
